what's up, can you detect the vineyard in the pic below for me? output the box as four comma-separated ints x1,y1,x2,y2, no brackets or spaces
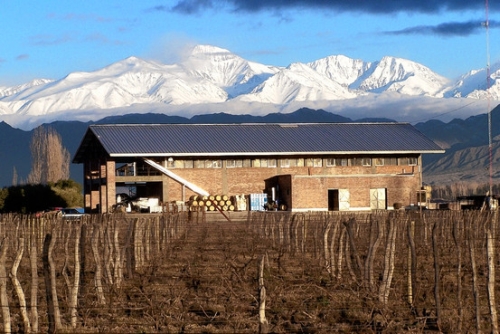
0,210,498,333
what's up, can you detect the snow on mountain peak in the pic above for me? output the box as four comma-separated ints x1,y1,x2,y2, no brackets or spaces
0,43,495,122
356,56,449,95
182,45,277,97
307,55,371,88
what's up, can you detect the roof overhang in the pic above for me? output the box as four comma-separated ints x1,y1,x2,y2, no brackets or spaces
110,150,445,158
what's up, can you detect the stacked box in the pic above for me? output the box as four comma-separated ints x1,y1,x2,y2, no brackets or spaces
249,193,268,211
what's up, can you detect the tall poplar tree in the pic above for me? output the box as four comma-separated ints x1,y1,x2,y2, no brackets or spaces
27,127,70,184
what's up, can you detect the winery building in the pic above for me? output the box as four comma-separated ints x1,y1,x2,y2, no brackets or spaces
72,123,444,213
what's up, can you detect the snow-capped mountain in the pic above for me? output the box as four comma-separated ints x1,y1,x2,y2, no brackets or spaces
238,62,357,103
181,45,279,97
355,56,449,96
0,44,497,126
307,55,371,88
444,63,500,100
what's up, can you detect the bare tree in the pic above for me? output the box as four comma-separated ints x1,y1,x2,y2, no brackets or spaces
27,126,70,184
12,166,18,186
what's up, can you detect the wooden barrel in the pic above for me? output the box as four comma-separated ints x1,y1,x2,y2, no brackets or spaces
215,195,222,201
225,200,232,206
219,200,225,206
205,200,212,206
222,195,229,201
228,205,235,211
189,195,198,201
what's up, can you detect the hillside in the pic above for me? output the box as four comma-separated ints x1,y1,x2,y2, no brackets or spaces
2,106,500,189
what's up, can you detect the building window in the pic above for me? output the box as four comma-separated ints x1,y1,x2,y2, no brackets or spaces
374,158,384,166
326,158,348,167
206,160,222,168
352,158,371,166
306,158,322,167
280,159,290,167
226,159,243,168
254,159,277,168
399,157,418,166
194,160,222,168
384,157,397,165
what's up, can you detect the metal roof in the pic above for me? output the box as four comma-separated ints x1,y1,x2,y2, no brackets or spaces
73,123,444,162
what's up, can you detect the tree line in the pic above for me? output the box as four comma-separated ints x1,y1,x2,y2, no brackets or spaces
2,126,82,213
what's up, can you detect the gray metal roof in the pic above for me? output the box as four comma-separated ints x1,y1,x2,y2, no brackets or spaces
73,123,444,162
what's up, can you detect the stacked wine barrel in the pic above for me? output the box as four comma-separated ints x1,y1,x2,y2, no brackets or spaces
188,194,236,212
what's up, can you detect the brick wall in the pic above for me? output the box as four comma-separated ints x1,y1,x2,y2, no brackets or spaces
151,164,420,211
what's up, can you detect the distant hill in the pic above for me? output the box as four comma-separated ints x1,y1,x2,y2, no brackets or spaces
2,106,500,189
416,104,500,185
0,108,357,187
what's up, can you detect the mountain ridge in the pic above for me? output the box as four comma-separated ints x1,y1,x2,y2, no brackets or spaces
0,44,497,130
2,107,500,189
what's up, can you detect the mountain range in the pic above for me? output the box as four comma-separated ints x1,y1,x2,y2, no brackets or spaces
1,107,500,190
1,44,500,191
0,45,498,130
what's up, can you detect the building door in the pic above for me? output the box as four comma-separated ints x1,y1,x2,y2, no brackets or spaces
328,189,350,211
370,188,387,210
328,189,339,211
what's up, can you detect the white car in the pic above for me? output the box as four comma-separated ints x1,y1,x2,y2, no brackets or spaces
61,208,87,220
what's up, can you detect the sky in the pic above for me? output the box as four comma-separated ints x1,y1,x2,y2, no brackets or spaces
1,0,499,87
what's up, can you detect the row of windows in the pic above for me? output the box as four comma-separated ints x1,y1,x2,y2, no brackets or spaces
164,157,418,169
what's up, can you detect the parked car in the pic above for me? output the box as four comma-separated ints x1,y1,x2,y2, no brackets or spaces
61,208,87,220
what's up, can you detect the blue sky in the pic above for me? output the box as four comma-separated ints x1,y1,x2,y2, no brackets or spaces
1,0,498,86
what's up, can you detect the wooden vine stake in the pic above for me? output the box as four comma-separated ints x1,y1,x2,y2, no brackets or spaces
92,224,106,304
379,217,397,305
486,226,498,334
29,222,39,333
343,218,363,281
258,254,269,334
452,216,463,332
10,237,31,333
365,217,382,290
69,224,81,328
407,220,416,307
432,221,442,331
328,218,340,280
48,229,62,330
323,221,332,275
467,214,481,333
0,238,10,333
43,234,56,334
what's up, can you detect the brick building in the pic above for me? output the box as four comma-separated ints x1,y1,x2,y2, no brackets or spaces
72,123,444,213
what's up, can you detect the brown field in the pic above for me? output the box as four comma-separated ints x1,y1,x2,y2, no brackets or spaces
0,209,498,333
